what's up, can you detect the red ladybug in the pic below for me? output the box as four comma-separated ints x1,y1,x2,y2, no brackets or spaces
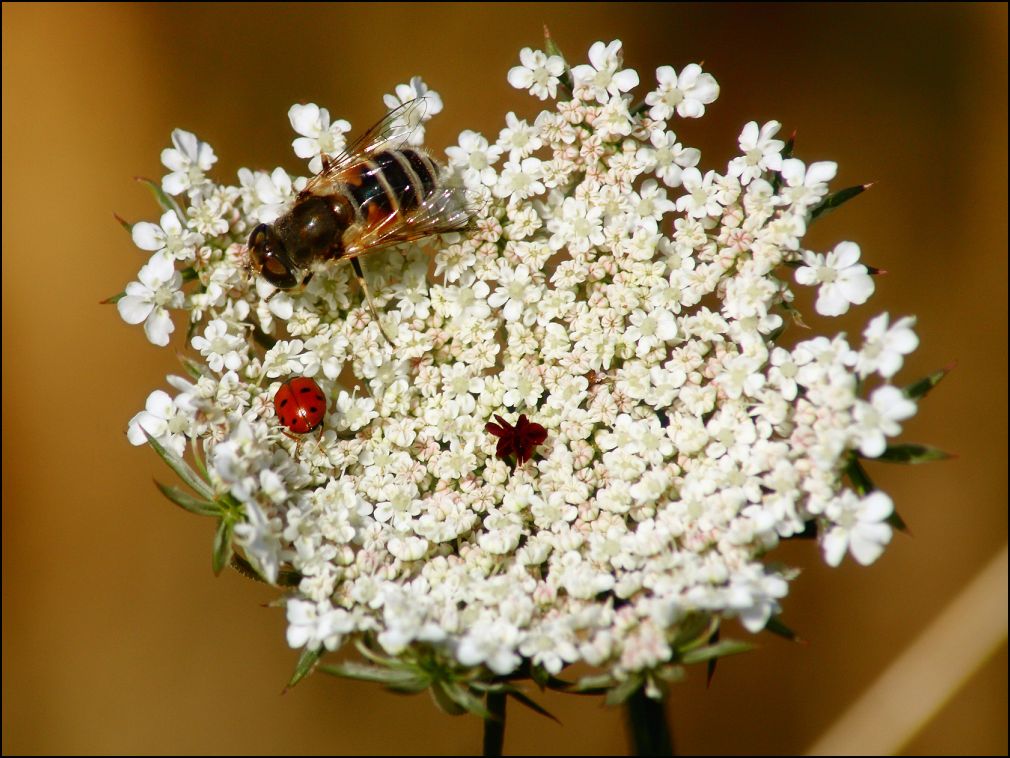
274,377,327,436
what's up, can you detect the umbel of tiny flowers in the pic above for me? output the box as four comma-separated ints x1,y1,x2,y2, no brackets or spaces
109,29,952,757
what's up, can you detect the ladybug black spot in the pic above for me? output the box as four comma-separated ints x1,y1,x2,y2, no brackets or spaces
299,386,311,393
279,398,288,407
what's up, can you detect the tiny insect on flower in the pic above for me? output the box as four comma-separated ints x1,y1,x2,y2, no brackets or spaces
485,413,548,465
274,376,327,437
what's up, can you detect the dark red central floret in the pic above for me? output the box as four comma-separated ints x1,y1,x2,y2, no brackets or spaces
485,414,548,465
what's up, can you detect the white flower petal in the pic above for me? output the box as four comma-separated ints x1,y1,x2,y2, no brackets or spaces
822,528,848,567
143,308,174,346
117,296,153,325
145,389,174,417
131,222,165,252
289,103,321,136
163,171,189,195
850,524,891,565
806,161,838,185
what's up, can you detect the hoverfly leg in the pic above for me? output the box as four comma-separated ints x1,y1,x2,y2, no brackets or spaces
351,257,396,346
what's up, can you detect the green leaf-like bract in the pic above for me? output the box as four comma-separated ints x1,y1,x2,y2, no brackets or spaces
874,443,952,464
810,183,868,221
680,639,754,665
288,648,322,689
903,365,953,400
136,176,184,219
143,429,215,501
320,661,429,692
502,686,560,724
543,28,573,98
212,518,234,575
764,615,801,642
671,613,716,652
441,681,493,719
154,480,219,517
604,674,644,706
429,680,467,715
770,135,796,194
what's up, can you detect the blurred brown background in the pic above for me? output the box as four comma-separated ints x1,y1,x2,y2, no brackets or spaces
3,3,1006,755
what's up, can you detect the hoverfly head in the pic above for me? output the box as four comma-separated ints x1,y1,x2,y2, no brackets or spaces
248,223,299,289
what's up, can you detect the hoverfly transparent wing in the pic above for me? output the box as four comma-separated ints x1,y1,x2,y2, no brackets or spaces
300,99,429,197
342,184,476,260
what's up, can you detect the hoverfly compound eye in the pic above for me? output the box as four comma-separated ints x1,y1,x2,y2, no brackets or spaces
249,224,298,289
265,256,289,278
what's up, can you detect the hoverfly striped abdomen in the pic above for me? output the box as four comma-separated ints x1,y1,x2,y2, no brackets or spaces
401,149,439,196
345,149,441,225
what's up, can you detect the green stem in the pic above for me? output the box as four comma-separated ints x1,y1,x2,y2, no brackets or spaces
625,688,674,756
483,690,506,756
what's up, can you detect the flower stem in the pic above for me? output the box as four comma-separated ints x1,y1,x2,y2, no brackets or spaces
483,690,507,757
625,689,674,756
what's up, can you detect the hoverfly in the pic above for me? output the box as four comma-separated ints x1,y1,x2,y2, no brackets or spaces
247,99,472,336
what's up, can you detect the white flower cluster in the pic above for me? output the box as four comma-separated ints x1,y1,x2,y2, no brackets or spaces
119,42,924,685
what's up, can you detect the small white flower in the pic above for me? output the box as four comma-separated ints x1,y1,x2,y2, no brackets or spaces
127,389,188,456
262,339,305,378
131,210,203,262
286,599,354,651
457,619,521,675
508,48,565,100
493,157,545,202
638,129,700,188
625,308,678,357
822,491,894,566
851,313,919,379
191,319,247,373
117,252,184,346
676,167,722,218
161,129,216,196
768,347,800,401
335,391,378,432
234,499,284,584
853,385,917,458
728,121,784,184
645,63,720,120
778,158,837,210
446,130,502,187
496,112,543,161
289,103,352,174
571,40,639,104
547,197,604,254
247,166,296,223
795,241,875,316
488,264,542,322
519,622,579,675
383,76,442,146
387,535,430,561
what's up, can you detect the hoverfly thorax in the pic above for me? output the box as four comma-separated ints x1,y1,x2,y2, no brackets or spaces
273,196,347,268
